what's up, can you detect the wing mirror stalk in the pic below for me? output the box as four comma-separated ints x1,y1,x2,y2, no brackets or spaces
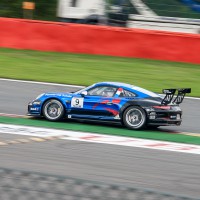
80,91,88,97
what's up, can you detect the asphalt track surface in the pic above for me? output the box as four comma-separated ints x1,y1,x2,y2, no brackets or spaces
0,79,200,198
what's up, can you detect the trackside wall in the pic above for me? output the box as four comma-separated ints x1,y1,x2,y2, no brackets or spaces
0,17,200,64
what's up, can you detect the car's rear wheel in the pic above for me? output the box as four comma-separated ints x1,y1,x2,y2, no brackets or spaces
43,99,64,121
123,106,146,130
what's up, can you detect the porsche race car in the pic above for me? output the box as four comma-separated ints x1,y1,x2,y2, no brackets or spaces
28,82,191,130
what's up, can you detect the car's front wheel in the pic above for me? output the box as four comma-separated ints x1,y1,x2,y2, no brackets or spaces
123,106,146,130
42,99,64,121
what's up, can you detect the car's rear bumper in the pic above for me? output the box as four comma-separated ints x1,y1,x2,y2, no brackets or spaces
146,109,182,126
147,119,182,126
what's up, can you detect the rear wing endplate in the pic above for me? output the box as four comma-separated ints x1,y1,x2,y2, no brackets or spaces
161,88,191,105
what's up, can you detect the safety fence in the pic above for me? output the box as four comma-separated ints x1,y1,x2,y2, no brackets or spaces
0,168,198,200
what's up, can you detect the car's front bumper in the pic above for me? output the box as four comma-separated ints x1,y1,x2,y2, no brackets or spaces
27,101,42,116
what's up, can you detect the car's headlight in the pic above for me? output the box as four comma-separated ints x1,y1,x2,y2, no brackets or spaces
32,100,41,105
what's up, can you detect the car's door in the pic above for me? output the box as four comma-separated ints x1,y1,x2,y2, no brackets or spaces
69,85,119,119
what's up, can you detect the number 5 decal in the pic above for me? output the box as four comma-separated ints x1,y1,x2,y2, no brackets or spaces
71,97,84,108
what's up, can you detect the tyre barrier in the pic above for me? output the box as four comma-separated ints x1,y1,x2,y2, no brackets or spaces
0,168,198,200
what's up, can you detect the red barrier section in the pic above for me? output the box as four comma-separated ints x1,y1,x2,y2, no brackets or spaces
1,17,200,64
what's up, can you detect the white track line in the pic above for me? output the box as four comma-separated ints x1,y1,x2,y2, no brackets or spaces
182,96,200,100
0,78,84,88
0,123,200,154
0,78,199,100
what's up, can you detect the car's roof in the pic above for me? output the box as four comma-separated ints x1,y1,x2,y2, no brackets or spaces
94,82,160,98
95,82,133,88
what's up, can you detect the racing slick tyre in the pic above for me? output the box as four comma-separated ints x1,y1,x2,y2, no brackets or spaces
42,99,65,121
123,106,147,130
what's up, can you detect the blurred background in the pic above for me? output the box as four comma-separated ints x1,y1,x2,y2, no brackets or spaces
1,0,200,33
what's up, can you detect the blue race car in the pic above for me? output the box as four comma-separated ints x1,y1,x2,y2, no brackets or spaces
28,82,191,130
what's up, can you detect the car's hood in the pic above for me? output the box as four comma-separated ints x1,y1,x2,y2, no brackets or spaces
44,92,73,98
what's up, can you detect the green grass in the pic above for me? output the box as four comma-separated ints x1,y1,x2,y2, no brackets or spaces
0,48,199,96
1,116,200,145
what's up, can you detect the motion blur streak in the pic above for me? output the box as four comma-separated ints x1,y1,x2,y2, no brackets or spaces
0,168,197,200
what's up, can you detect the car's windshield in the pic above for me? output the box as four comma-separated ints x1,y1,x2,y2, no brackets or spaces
74,84,94,94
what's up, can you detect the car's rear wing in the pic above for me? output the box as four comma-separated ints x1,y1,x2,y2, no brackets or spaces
161,88,191,105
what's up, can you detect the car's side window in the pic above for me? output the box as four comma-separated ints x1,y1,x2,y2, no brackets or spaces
119,89,136,97
88,86,117,97
87,87,103,96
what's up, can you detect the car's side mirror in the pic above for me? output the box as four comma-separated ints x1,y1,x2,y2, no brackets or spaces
80,91,88,97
